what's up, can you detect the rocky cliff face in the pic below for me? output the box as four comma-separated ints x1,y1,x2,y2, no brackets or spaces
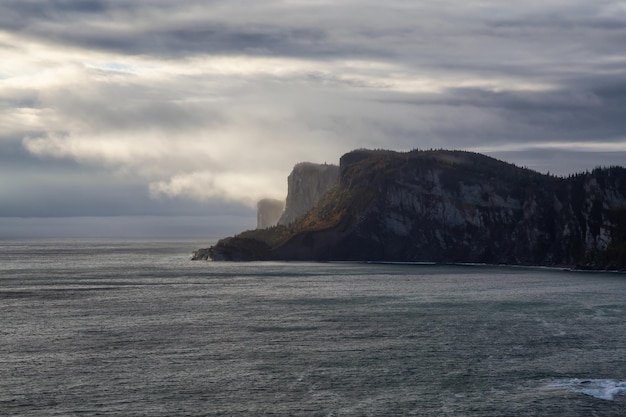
332,151,625,267
202,149,626,269
278,162,339,225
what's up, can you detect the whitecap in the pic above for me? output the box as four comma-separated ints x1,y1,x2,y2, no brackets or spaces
549,378,626,401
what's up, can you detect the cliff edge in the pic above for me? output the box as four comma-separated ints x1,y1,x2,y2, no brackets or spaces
196,149,626,270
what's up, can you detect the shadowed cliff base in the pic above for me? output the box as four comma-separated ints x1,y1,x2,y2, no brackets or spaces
193,149,626,271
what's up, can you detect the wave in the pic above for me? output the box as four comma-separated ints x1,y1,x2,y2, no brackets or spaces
548,378,626,401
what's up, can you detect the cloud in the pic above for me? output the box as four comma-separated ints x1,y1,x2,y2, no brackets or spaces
2,0,626,227
149,170,286,205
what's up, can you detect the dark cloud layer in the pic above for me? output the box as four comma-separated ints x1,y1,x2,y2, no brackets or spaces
1,0,625,237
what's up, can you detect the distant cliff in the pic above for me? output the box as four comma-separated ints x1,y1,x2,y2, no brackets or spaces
197,149,626,270
278,162,339,225
257,198,284,229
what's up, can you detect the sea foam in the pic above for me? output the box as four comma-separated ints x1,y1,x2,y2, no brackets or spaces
549,379,626,401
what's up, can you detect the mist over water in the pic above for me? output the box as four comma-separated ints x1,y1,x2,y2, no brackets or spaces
1,240,625,416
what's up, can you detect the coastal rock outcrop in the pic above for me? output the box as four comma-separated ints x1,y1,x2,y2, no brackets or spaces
199,149,626,269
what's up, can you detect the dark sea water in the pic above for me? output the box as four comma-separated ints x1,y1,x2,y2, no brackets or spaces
1,240,625,416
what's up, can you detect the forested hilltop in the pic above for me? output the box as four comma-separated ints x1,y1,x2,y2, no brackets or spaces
195,149,626,270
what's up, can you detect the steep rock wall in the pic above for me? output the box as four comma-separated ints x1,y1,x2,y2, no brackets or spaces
278,162,339,225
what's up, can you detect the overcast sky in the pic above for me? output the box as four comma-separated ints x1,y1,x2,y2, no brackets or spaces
2,0,626,238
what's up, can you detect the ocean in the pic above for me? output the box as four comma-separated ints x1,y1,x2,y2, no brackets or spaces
1,240,625,416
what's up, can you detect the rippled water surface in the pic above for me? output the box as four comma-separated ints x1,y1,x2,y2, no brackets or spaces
1,240,625,416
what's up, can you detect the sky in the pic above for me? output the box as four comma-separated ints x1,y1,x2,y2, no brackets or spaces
1,0,626,239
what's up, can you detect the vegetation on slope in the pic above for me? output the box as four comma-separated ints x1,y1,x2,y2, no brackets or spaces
209,148,626,268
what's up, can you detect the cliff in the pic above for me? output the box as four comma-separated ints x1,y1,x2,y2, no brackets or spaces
256,198,285,229
198,149,626,270
278,162,339,225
